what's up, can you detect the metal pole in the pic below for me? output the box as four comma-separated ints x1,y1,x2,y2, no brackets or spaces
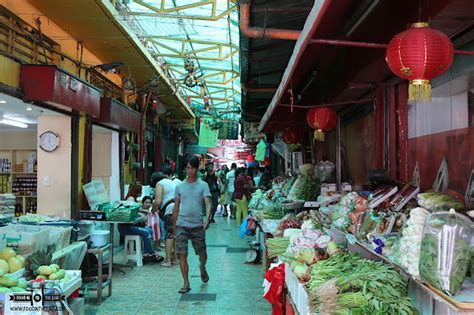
336,117,342,191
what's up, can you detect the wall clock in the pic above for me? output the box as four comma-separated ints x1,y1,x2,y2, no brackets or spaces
39,131,60,152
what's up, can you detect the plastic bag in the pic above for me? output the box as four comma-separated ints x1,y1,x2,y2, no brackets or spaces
239,217,249,239
419,209,472,295
315,160,335,183
263,263,285,315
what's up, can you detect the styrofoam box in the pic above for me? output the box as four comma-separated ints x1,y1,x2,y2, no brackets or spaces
285,262,310,315
45,270,82,297
0,225,49,256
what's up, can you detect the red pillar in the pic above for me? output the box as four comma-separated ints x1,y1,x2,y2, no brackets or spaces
398,83,409,182
374,85,385,170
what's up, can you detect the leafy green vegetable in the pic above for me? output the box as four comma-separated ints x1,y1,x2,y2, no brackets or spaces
296,175,320,201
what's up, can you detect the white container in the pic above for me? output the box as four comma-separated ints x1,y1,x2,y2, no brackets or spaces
89,230,109,248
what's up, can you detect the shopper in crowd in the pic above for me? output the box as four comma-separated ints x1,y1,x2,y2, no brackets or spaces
153,165,181,267
203,163,220,223
246,167,256,189
120,183,164,264
218,165,229,216
173,155,212,294
260,171,272,191
149,173,166,249
233,167,250,226
224,163,237,219
253,167,263,187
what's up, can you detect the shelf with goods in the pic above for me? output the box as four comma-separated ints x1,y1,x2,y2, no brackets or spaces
0,149,37,216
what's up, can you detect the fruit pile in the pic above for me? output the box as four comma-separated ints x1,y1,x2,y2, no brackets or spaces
0,248,25,276
35,264,68,281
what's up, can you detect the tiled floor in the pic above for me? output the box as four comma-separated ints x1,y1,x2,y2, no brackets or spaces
85,213,272,315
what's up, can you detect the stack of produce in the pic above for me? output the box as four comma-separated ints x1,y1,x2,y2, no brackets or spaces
35,264,68,282
0,248,25,275
0,275,28,293
262,202,284,220
0,194,15,221
397,207,429,277
277,214,302,234
327,192,369,232
307,253,416,314
266,237,290,259
419,210,471,296
417,192,464,211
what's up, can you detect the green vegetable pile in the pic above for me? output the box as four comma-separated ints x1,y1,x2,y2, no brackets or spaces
262,202,284,219
296,175,320,202
266,237,290,259
307,253,416,315
417,192,464,211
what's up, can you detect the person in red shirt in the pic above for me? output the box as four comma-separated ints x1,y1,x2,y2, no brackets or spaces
233,168,250,225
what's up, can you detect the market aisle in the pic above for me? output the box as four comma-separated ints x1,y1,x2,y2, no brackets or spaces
85,214,272,315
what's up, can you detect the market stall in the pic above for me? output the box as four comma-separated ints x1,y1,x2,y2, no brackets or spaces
0,216,85,314
249,162,473,315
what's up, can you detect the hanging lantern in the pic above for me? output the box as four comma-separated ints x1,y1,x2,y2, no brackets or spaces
386,22,454,102
282,127,301,145
306,107,337,141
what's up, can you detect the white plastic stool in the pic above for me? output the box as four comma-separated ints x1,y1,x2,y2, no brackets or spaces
124,235,143,267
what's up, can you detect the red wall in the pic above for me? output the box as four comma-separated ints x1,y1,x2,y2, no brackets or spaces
408,127,473,195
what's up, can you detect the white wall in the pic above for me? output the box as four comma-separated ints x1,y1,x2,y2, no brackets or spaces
0,131,36,149
37,115,71,218
91,129,121,204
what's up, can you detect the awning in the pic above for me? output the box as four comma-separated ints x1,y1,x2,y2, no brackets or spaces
97,98,140,132
21,65,101,117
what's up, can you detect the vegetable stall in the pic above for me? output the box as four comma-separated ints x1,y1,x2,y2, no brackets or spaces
250,165,473,315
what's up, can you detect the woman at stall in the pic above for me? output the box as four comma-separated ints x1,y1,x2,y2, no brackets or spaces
233,168,250,226
120,182,164,264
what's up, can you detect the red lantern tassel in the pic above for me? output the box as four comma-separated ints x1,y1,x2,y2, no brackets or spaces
409,79,432,102
314,129,325,141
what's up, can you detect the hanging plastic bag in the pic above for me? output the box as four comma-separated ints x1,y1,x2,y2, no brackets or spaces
263,263,285,315
419,209,472,296
147,212,161,241
240,217,249,239
246,215,257,236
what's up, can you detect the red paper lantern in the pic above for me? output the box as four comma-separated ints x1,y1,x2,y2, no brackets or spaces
282,128,301,145
386,22,454,102
306,107,337,141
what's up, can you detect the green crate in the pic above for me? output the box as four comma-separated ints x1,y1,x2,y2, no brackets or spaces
105,205,140,222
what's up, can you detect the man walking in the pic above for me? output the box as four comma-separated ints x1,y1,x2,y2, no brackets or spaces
204,163,220,223
173,155,212,294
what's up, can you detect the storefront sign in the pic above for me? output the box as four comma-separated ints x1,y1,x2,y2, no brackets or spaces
218,122,239,140
185,144,208,155
97,97,140,132
198,118,218,148
243,121,264,143
21,65,101,117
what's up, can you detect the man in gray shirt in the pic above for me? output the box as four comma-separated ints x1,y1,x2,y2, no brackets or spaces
173,155,212,294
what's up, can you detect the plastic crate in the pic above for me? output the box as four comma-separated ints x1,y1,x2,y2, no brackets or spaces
0,225,49,256
48,227,72,252
105,205,139,222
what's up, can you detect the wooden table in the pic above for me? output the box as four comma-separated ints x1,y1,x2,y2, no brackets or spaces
79,220,133,304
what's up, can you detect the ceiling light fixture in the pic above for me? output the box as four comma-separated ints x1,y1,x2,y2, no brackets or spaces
0,119,27,128
26,106,33,111
0,100,6,104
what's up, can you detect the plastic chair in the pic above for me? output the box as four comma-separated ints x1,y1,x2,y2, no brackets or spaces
124,235,143,267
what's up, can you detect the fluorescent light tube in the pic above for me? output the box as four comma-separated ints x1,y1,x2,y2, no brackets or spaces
0,119,27,128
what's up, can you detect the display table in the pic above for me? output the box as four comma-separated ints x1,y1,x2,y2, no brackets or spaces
328,228,474,315
79,220,134,304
